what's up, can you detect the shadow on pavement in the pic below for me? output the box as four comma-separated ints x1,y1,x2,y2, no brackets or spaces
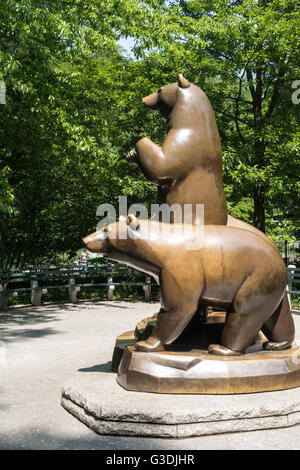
0,305,63,342
78,361,113,373
0,426,223,450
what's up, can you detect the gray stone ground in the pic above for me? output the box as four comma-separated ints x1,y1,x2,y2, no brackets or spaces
0,300,299,450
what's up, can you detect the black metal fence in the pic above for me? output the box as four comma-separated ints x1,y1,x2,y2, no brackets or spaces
275,241,300,266
0,262,158,310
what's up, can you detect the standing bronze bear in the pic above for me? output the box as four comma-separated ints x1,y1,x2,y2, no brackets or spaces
126,74,227,225
127,74,276,237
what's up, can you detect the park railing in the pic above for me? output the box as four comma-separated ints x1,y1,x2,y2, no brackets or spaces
276,241,300,265
287,265,300,307
0,263,156,310
0,263,299,311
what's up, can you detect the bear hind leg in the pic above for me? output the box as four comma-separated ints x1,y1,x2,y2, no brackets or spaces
208,310,265,356
209,276,281,356
262,292,295,351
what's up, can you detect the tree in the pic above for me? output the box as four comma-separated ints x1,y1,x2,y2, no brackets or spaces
0,0,156,267
1,0,299,269
120,0,300,235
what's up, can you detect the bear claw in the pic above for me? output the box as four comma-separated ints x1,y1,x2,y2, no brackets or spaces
126,148,139,164
208,344,243,356
263,340,293,351
136,337,164,352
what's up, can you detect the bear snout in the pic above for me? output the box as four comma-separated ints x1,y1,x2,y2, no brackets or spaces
142,92,159,109
82,232,105,253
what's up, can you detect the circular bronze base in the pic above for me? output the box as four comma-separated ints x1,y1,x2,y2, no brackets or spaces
117,344,300,394
112,314,300,394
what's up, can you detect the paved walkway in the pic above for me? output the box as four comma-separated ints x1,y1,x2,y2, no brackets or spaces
0,301,299,450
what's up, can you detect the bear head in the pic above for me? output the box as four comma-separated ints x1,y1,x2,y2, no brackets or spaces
82,214,140,254
142,74,190,118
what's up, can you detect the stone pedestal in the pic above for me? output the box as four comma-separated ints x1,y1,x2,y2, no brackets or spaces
61,368,300,438
61,310,300,437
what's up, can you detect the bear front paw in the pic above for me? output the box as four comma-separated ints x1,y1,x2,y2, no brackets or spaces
263,340,293,351
136,337,164,353
126,148,139,164
208,344,243,356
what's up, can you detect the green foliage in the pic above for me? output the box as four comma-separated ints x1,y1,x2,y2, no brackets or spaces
291,296,300,309
0,0,299,269
122,0,300,234
0,165,15,213
0,0,157,267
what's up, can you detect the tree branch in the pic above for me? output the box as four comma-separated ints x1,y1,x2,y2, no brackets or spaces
261,77,275,101
246,68,256,101
217,109,251,127
234,69,247,144
211,90,252,105
264,53,291,120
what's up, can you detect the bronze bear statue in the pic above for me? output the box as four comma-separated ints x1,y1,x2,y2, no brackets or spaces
126,75,275,237
126,74,293,340
83,216,294,356
126,74,227,225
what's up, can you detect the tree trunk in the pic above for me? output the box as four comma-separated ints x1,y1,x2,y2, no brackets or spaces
253,185,265,232
252,79,265,233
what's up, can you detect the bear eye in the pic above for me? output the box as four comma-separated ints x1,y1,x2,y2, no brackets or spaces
103,226,108,233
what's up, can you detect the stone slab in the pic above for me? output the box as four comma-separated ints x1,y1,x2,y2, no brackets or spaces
1,301,299,449
61,371,300,438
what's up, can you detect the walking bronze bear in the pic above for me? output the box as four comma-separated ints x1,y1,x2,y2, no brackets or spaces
83,216,294,356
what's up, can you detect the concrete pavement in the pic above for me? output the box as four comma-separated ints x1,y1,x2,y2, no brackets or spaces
0,300,299,450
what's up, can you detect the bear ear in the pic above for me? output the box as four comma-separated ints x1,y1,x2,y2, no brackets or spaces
178,73,190,88
126,214,140,230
